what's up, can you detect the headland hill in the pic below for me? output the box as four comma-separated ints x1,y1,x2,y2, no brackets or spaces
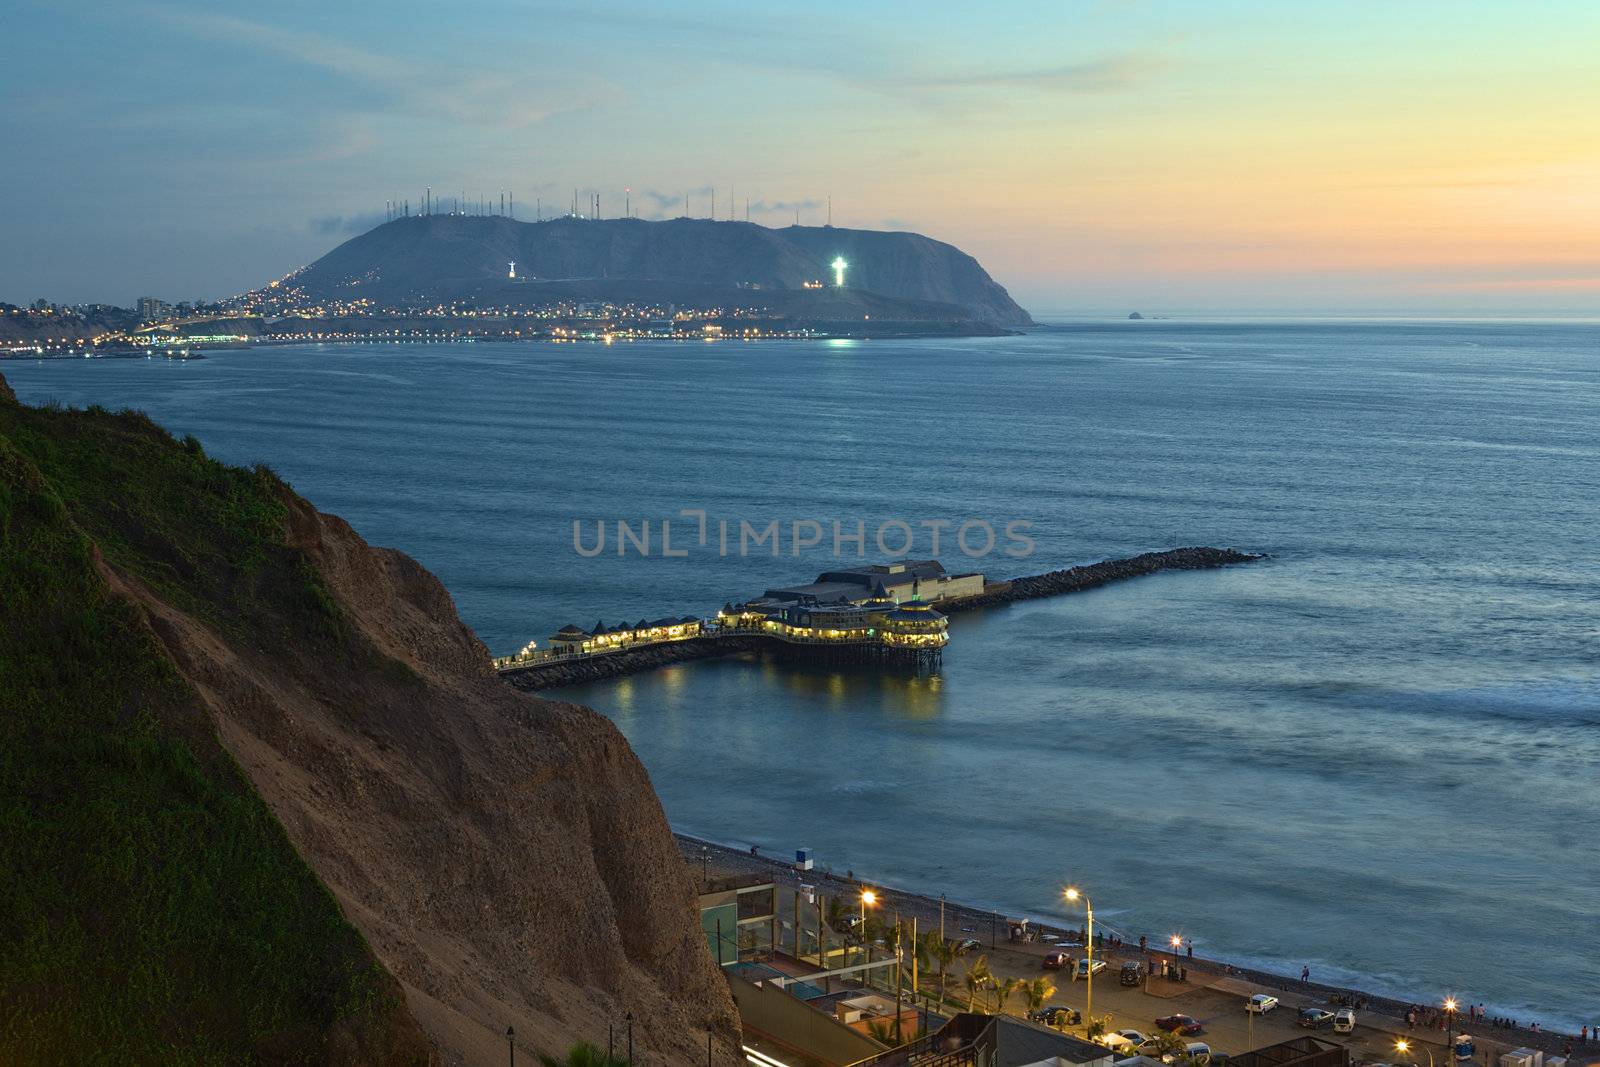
1,212,1033,357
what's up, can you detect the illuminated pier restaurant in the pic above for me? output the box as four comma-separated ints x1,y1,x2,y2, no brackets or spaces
493,561,984,673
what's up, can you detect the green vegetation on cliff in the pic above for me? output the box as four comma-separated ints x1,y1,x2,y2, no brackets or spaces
0,380,425,1063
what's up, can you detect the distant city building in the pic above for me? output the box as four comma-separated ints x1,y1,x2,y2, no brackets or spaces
136,297,170,322
762,560,984,607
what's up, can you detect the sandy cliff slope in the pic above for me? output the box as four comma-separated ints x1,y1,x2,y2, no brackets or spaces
0,374,740,1065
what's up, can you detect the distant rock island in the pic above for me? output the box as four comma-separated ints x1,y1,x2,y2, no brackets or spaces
254,214,1033,335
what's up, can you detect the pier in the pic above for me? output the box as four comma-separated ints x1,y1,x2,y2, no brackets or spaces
497,548,1260,691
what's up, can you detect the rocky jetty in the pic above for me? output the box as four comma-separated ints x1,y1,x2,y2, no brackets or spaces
934,546,1263,614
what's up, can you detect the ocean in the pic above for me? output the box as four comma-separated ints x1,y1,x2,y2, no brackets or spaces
7,320,1598,1029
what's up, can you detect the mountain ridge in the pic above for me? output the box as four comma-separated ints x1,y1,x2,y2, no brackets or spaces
269,214,1033,329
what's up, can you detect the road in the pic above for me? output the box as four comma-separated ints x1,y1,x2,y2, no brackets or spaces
968,935,1471,1065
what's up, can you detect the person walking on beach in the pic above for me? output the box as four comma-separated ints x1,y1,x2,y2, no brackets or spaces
1301,965,1311,984
1186,939,1194,959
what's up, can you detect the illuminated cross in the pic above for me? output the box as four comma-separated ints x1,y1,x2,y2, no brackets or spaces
831,257,848,287
508,261,516,280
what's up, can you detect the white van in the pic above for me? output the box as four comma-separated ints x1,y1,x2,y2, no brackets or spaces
1333,1009,1356,1034
1163,1043,1212,1066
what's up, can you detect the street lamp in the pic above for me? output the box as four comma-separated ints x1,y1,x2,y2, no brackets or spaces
1065,886,1094,1033
1444,998,1459,1066
1170,934,1182,973
506,1025,515,1067
1397,1039,1435,1067
861,889,877,966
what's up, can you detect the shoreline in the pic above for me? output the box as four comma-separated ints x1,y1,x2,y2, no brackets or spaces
677,832,1589,1055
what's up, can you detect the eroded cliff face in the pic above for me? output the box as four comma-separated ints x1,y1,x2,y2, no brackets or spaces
125,478,741,1067
0,375,740,1065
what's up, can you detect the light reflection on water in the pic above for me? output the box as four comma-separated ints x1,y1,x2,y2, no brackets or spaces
7,320,1599,1027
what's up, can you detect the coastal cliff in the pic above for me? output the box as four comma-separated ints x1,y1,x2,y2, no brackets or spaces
271,214,1033,329
0,373,740,1065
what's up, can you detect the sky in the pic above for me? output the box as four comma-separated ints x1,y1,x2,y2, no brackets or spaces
2,0,1598,314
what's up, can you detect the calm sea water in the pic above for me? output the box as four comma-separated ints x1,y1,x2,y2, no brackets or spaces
8,322,1599,1028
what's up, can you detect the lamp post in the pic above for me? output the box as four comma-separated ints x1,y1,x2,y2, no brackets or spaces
1065,886,1094,1034
1170,935,1183,980
1397,1039,1435,1067
1444,998,1458,1066
506,1025,515,1067
861,889,877,968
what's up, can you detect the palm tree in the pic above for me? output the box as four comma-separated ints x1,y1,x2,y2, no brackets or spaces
539,1043,627,1067
1149,1031,1188,1058
908,928,934,996
962,955,993,1012
992,975,1023,1014
825,896,847,934
1024,976,1056,1015
931,938,960,1008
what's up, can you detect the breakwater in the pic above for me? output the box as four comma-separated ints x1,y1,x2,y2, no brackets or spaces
934,546,1264,614
501,546,1261,691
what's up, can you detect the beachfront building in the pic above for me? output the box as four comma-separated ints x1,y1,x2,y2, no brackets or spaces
855,1013,1116,1067
495,560,965,673
716,597,949,656
763,560,984,607
546,615,703,656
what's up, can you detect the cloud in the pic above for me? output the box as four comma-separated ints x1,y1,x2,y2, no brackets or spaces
879,53,1164,95
144,5,622,130
308,210,389,236
748,197,824,214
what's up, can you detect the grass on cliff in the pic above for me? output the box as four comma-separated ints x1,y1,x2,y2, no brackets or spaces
0,399,349,648
0,398,415,1063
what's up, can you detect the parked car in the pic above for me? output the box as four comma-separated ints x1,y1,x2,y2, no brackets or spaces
1077,957,1108,978
1043,951,1071,970
1120,962,1144,987
1247,995,1279,1014
1163,1042,1212,1066
1031,1006,1081,1028
1298,1008,1336,1030
1157,1014,1205,1035
1101,1030,1148,1052
956,938,982,953
1334,1009,1356,1034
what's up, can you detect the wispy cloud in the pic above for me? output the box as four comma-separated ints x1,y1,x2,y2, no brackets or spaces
307,209,389,236
879,53,1163,95
144,5,622,129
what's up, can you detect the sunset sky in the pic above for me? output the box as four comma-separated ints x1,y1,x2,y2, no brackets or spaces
4,0,1598,312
